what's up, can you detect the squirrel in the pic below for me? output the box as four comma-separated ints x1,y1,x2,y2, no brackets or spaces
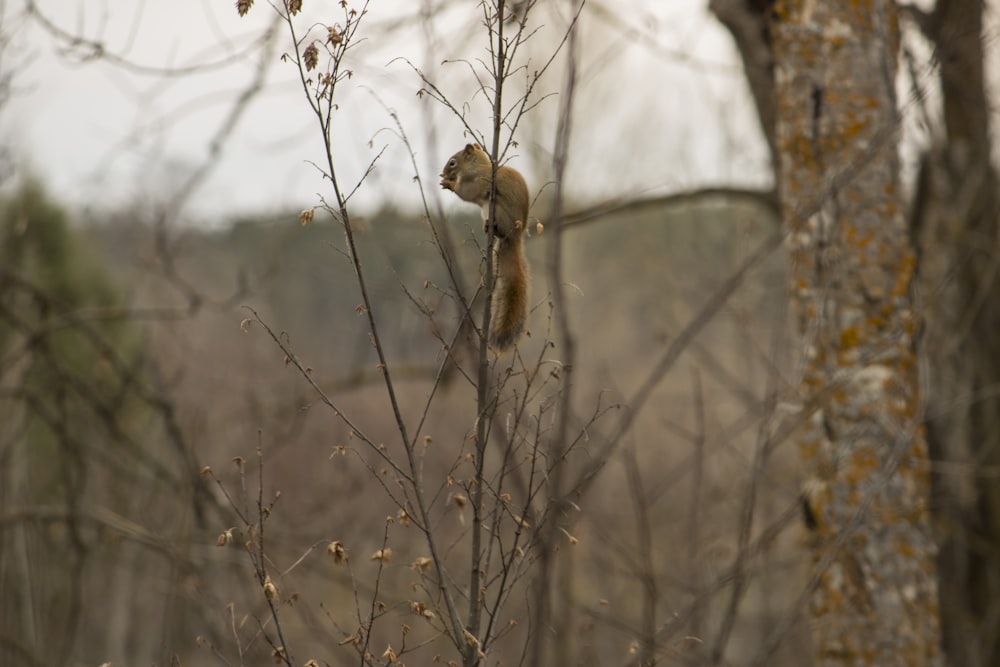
440,143,529,351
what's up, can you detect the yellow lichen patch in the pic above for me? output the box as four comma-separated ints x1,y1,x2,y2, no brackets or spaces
773,1,788,20
879,197,901,220
850,228,875,251
841,120,870,140
839,325,861,350
863,318,886,342
789,134,818,170
910,430,929,459
890,252,916,298
826,585,846,613
897,539,915,559
789,249,814,272
846,447,879,485
804,371,827,393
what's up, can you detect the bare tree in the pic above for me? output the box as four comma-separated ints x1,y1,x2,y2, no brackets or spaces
906,1,1000,664
222,2,608,666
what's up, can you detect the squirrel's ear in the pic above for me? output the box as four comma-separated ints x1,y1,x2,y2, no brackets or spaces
464,143,476,154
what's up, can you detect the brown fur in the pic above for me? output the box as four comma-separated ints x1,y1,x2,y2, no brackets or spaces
441,144,529,350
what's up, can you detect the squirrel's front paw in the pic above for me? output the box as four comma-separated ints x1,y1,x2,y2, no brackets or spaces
440,178,455,191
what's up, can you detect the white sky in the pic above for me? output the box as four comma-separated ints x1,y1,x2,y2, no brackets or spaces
2,0,770,225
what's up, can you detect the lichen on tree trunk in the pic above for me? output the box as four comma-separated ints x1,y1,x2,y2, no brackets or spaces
772,0,942,664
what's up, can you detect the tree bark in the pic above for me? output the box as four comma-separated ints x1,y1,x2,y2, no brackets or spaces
772,0,942,664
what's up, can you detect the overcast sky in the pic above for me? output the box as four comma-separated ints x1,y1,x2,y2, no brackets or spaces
2,0,770,225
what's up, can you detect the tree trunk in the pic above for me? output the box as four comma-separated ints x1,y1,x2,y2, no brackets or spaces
908,1,1000,665
708,0,777,170
772,0,942,664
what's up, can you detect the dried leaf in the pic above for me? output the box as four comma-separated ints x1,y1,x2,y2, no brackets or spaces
303,42,319,71
370,548,392,562
263,576,278,601
327,541,348,565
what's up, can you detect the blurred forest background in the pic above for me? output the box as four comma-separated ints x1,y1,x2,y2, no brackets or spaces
0,1,998,667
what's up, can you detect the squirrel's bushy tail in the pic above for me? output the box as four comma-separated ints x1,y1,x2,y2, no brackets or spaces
491,237,529,351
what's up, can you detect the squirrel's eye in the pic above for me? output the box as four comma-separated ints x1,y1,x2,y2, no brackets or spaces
448,159,456,167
